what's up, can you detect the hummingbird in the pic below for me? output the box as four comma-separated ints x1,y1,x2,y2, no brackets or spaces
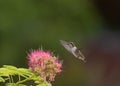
60,40,86,62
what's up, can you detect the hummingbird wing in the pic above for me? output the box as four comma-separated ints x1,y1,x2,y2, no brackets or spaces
60,40,73,53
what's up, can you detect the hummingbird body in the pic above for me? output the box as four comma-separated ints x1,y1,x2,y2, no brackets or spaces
60,40,86,62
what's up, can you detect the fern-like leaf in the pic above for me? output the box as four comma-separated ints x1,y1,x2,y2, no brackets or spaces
0,65,51,86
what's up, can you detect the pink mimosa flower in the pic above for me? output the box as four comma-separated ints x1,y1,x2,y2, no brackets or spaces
28,49,62,82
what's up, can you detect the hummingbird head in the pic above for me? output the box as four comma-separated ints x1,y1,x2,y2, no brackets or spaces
69,42,77,53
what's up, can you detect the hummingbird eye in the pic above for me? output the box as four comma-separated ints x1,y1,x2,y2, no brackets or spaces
69,42,75,47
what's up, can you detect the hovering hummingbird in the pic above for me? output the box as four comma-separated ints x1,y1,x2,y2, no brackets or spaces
60,40,86,62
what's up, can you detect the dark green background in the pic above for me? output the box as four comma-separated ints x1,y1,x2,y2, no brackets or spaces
0,0,103,86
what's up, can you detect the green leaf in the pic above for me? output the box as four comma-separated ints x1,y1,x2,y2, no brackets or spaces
3,65,17,70
6,83,27,86
0,68,13,77
17,68,32,78
0,76,5,82
18,68,33,77
0,65,52,86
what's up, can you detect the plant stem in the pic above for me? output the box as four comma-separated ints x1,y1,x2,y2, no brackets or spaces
16,78,31,85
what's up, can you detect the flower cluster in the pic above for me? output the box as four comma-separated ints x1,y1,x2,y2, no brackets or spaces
28,49,62,82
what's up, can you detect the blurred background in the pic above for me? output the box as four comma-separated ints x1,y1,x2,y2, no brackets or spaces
0,0,120,86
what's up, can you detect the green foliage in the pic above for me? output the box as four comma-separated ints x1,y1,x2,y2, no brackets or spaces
0,65,51,86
